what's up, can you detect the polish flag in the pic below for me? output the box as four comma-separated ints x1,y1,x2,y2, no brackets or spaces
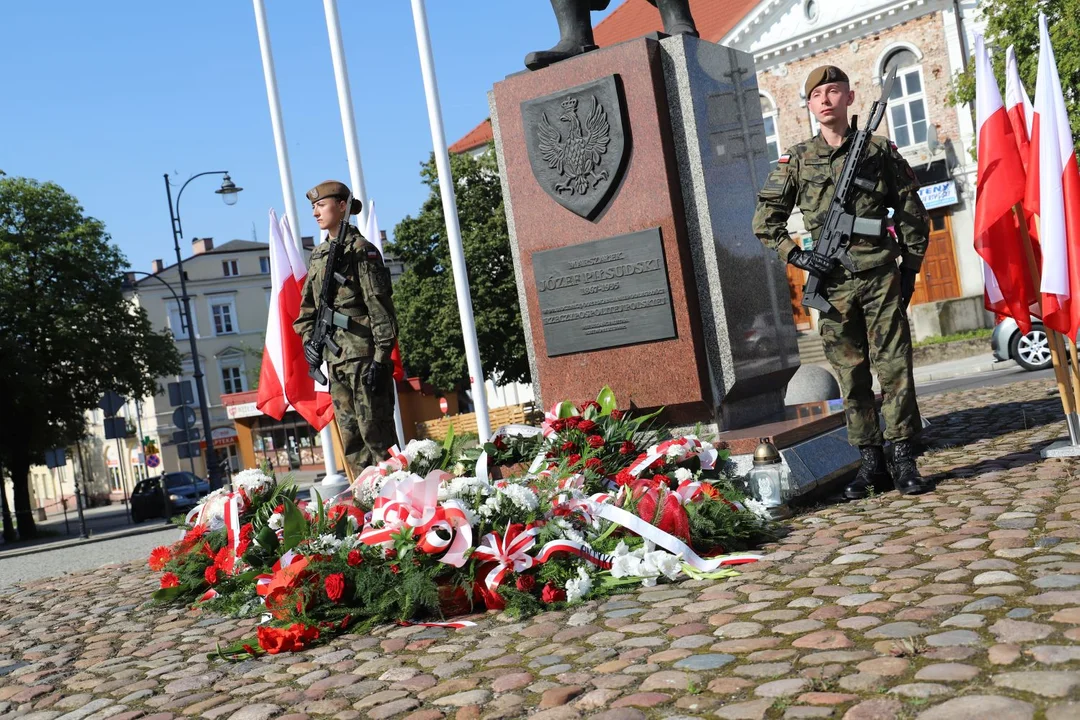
1005,45,1036,172
973,34,1038,335
256,209,335,430
365,199,405,382
1027,14,1080,338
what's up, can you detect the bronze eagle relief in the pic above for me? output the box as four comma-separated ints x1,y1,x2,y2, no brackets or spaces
521,74,629,220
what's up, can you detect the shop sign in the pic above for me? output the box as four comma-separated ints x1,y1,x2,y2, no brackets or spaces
918,180,958,210
212,427,239,447
227,402,262,419
106,444,119,468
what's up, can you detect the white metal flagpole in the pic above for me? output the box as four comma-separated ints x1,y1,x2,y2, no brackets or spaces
409,0,491,442
252,0,348,488
322,0,406,449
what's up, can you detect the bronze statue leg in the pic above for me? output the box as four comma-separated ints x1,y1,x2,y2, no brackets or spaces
648,0,699,37
525,0,597,71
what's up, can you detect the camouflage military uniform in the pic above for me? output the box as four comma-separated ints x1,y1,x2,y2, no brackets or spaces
294,223,398,472
752,132,930,447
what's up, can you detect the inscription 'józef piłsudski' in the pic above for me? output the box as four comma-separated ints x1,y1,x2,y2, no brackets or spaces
532,228,676,356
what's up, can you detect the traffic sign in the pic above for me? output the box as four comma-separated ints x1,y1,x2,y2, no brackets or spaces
146,454,161,468
98,390,126,418
172,406,197,430
167,382,195,407
177,443,202,459
103,417,128,440
44,448,66,468
172,428,200,444
439,397,449,415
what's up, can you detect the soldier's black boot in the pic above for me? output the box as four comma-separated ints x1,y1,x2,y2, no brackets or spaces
842,445,890,500
888,440,932,496
525,0,600,71
654,0,699,36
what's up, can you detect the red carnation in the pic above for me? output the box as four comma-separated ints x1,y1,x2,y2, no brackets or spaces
619,441,636,455
564,416,581,430
385,548,398,560
551,419,566,432
587,435,605,449
324,573,346,603
585,458,605,474
567,454,582,467
653,474,673,488
577,419,597,434
347,549,363,566
257,623,319,654
160,572,180,589
561,440,576,452
148,546,172,571
516,574,537,593
541,583,566,604
236,523,254,557
390,564,401,574
610,409,624,420
204,565,219,585
615,468,636,486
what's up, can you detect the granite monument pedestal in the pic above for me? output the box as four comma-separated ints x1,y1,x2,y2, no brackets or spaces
489,34,859,491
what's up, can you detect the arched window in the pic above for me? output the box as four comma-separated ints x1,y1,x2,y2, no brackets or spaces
884,48,928,148
760,94,781,164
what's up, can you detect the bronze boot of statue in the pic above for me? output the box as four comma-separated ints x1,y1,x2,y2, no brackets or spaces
525,0,611,71
650,0,699,36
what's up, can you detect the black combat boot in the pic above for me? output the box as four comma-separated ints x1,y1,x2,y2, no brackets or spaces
525,0,600,71
842,445,890,500
888,440,932,495
654,0,699,36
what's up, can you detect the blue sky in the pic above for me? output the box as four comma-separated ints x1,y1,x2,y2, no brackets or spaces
0,1,616,273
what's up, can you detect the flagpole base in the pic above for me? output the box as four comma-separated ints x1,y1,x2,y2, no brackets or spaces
1068,414,1080,446
1041,439,1080,458
320,472,351,502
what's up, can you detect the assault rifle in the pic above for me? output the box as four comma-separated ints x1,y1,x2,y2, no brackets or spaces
801,66,897,313
306,194,353,385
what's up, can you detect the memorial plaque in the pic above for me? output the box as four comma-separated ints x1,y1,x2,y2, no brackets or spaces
532,227,676,356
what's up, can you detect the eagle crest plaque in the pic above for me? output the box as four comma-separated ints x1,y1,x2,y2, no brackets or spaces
521,75,628,220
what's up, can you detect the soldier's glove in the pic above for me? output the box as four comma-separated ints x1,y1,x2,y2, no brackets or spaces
788,248,836,277
362,360,391,394
304,340,322,367
900,270,918,311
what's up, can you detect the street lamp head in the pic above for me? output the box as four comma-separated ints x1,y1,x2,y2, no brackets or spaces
215,173,243,206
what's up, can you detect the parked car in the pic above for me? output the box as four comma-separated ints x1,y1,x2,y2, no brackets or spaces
991,317,1053,371
131,471,209,523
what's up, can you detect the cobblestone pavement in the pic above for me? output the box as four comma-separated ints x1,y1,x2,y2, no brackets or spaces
2,378,1079,720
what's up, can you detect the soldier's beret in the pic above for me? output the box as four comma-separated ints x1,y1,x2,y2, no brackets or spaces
306,180,362,215
804,66,850,97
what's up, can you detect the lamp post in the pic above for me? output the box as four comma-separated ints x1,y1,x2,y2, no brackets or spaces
162,171,243,490
122,270,199,475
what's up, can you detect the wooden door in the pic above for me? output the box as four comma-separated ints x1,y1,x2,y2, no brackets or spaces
786,240,814,330
910,211,961,306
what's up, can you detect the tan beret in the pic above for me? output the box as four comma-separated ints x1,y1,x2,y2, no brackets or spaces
804,65,850,97
306,180,362,215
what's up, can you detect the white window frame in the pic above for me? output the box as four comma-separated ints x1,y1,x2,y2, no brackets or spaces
222,259,240,277
884,58,929,149
219,356,247,395
259,256,271,274
166,300,198,340
760,92,781,165
209,297,238,336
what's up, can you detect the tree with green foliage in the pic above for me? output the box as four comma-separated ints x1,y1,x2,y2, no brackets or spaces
389,147,529,394
949,0,1080,143
0,175,181,539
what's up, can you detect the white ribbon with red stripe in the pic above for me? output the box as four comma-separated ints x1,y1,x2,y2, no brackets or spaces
628,436,718,477
472,524,538,595
398,619,477,629
535,538,613,570
596,503,759,571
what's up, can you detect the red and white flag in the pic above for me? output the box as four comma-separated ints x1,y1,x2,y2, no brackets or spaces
1027,13,1080,339
1005,45,1036,171
256,210,335,430
974,34,1038,334
365,199,406,382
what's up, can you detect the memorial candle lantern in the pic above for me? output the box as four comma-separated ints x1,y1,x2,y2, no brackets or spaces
748,442,792,510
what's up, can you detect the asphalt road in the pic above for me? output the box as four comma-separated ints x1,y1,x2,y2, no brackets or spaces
0,525,177,588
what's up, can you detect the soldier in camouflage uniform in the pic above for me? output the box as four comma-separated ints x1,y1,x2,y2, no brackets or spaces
752,66,932,498
294,181,398,474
